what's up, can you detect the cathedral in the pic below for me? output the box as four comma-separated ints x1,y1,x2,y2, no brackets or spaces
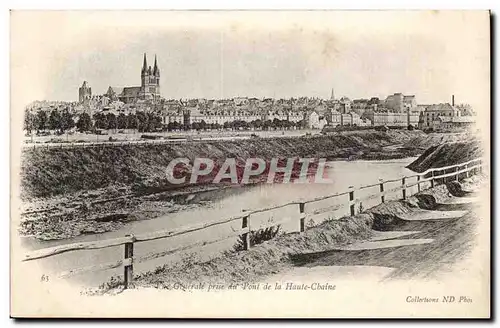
103,53,161,104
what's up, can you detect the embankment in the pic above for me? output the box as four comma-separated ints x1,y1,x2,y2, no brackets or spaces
406,141,483,173
21,130,425,200
403,132,474,150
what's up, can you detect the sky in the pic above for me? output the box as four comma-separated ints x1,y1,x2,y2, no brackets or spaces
11,11,490,109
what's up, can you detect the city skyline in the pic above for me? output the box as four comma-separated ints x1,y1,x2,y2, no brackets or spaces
12,11,489,109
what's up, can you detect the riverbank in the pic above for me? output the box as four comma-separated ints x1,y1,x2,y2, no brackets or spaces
19,130,428,240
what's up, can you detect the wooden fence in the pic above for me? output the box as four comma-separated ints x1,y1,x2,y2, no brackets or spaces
23,132,279,150
25,138,212,150
22,157,484,288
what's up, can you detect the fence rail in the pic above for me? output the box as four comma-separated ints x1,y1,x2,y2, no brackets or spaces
22,132,306,150
23,157,484,288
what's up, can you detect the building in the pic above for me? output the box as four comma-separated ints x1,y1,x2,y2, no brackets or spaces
351,99,369,115
362,108,419,127
403,95,417,111
304,111,322,129
326,110,370,127
103,53,161,104
166,108,305,128
384,93,417,112
432,116,476,131
326,109,342,126
421,103,461,129
384,93,404,112
330,88,335,100
78,81,92,104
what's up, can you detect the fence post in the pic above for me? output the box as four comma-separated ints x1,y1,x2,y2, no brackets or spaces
348,186,355,216
455,166,459,181
241,215,251,250
431,170,435,188
417,175,421,193
123,234,135,289
479,159,483,174
466,163,469,178
299,202,305,233
379,180,385,204
402,177,406,200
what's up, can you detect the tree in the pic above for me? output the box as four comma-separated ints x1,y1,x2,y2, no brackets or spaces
127,113,138,130
35,110,47,132
106,113,117,130
199,120,207,131
272,118,284,130
231,120,248,130
117,113,128,129
24,110,35,134
252,119,263,130
48,109,62,132
60,109,75,133
262,120,272,130
172,121,181,131
136,111,148,132
295,119,305,129
93,113,108,130
76,112,92,132
456,103,475,116
146,113,162,131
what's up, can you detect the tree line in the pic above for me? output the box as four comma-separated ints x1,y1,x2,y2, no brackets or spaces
24,108,75,135
188,118,304,131
24,109,165,134
24,108,306,134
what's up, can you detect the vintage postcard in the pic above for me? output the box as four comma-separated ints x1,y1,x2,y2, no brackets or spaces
10,10,490,318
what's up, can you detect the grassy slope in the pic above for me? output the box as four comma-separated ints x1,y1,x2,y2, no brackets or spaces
21,130,424,200
406,141,483,173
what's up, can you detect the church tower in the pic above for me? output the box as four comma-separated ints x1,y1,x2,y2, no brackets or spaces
140,53,161,101
141,53,148,91
152,55,160,100
78,81,92,104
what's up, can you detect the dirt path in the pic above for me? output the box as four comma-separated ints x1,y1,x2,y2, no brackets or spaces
269,199,481,282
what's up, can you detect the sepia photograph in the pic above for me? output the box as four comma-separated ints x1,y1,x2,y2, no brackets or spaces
9,10,491,318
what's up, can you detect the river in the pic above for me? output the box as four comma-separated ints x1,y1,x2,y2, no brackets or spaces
19,157,420,287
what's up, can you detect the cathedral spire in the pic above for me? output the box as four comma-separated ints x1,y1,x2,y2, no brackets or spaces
142,53,148,74
153,54,160,76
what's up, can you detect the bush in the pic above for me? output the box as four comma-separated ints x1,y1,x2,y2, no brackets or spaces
231,225,282,252
374,125,389,132
141,134,161,140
